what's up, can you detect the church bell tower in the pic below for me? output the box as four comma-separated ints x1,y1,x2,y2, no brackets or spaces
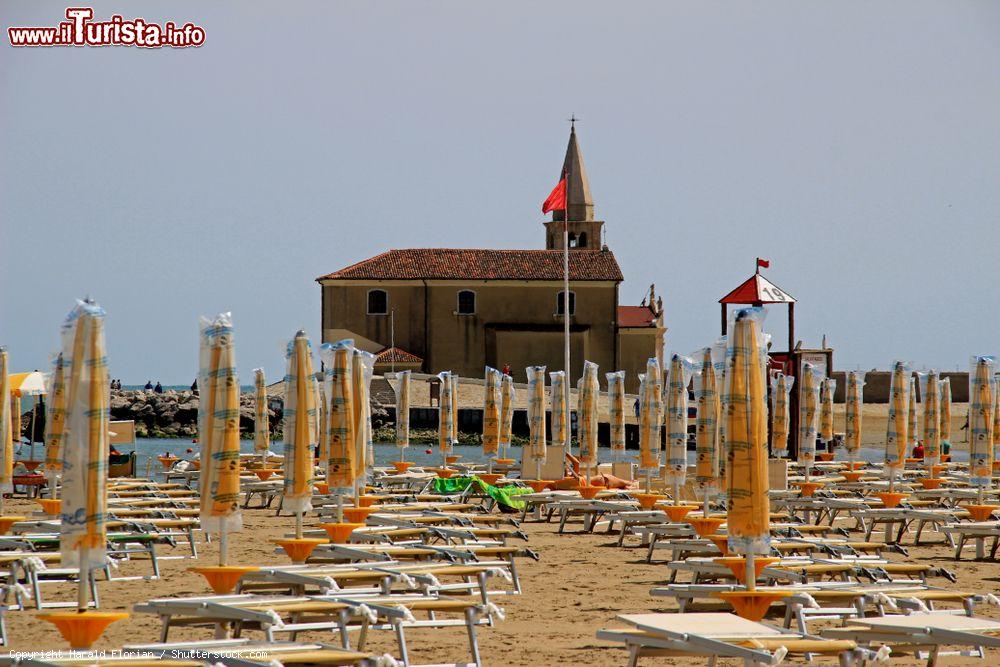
544,124,606,250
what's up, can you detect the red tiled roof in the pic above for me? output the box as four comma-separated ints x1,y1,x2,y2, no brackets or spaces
375,346,423,364
719,273,796,304
617,305,657,328
317,249,623,282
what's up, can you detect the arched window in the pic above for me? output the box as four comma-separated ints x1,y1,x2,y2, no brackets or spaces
577,232,587,248
568,232,578,248
457,290,476,315
555,291,576,316
367,289,388,315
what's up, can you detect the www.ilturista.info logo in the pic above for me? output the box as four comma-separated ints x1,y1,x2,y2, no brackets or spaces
8,7,205,48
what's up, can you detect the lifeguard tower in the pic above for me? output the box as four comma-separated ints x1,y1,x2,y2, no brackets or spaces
719,261,832,459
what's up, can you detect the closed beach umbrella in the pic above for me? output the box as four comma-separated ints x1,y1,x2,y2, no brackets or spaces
58,300,110,605
352,350,375,479
725,309,771,560
0,349,12,510
438,371,454,462
797,363,820,476
606,371,626,460
549,371,568,450
578,361,599,481
253,368,270,455
884,361,910,487
940,377,952,452
638,357,662,490
695,348,721,507
526,366,547,478
969,357,994,490
820,377,836,444
907,376,919,451
394,370,411,456
844,371,864,464
197,313,243,561
921,371,941,470
499,374,514,459
44,354,67,493
482,367,501,461
10,393,20,448
770,373,791,456
316,374,328,467
993,379,1000,464
450,373,459,446
283,331,318,536
664,354,692,499
322,340,355,497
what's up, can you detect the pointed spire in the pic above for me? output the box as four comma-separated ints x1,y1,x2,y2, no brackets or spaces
556,123,594,222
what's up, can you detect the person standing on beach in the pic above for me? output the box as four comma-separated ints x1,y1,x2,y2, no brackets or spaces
144,380,153,391
154,381,163,394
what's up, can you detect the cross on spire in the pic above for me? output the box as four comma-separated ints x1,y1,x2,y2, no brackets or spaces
568,114,579,130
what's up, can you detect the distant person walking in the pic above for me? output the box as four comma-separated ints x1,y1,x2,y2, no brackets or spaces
502,363,511,376
633,397,640,418
154,381,164,394
144,380,153,391
190,379,199,394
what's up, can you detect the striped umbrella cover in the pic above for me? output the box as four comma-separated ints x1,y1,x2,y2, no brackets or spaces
321,340,355,490
940,377,952,448
450,373,459,446
197,314,243,534
526,366,547,461
969,357,994,486
638,357,662,472
282,331,318,514
695,348,721,491
797,364,820,466
44,353,67,480
664,354,692,485
993,378,1000,459
549,371,567,449
394,370,411,449
844,371,864,461
0,349,11,494
482,367,501,458
606,371,626,457
907,377,919,448
499,374,515,451
921,371,941,467
578,361,599,466
885,361,910,471
253,369,270,454
58,300,110,569
820,377,836,442
438,372,454,454
10,394,20,449
352,350,375,475
725,309,771,555
316,374,328,466
770,373,791,455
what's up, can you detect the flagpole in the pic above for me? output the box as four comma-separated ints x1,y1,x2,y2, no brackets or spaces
562,154,572,458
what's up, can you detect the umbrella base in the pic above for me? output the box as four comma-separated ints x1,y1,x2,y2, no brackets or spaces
40,611,129,649
477,473,503,486
37,499,62,516
493,458,516,466
523,480,553,493
319,522,365,543
841,472,864,483
432,468,455,479
708,534,730,556
688,517,726,537
392,461,412,473
0,515,26,535
715,590,791,621
663,505,699,523
342,507,375,523
817,452,835,462
577,485,601,499
965,505,1000,522
19,460,43,472
314,483,330,495
794,481,824,497
714,557,781,583
189,566,260,594
445,455,462,464
254,469,279,481
357,495,377,508
875,492,909,509
919,477,945,489
635,493,667,510
273,538,325,564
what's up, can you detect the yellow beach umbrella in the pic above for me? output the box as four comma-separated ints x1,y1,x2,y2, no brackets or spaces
526,366,547,479
921,371,941,470
316,373,328,467
499,374,514,460
321,340,355,515
844,371,864,464
482,367,501,462
10,393,20,449
197,314,243,562
549,371,568,450
352,350,375,481
44,354,67,492
253,369,270,455
884,361,910,489
820,377,836,444
283,331,318,536
992,377,1000,464
969,357,994,491
394,370,411,458
438,371,454,464
578,361,599,482
695,348,721,508
0,350,12,510
450,373,459,447
664,354,692,501
907,376,919,451
797,363,820,476
724,309,771,561
638,357,662,491
606,371,626,460
770,373,791,457
940,377,952,451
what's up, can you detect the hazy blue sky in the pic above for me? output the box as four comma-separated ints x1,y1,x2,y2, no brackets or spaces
3,1,999,384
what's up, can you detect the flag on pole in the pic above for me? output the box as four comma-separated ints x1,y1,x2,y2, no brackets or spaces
756,258,770,269
542,178,567,214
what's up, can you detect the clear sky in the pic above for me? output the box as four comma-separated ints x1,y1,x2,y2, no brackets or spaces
3,1,999,384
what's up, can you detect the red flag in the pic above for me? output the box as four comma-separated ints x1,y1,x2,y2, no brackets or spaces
542,178,567,214
756,257,770,269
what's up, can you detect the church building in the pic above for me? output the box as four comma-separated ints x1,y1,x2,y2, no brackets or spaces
316,127,665,390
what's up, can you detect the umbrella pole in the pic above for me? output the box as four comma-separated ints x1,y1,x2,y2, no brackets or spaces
704,487,711,518
644,469,651,494
673,480,680,506
295,511,303,540
336,494,344,523
29,403,37,461
219,530,228,567
745,552,755,592
77,546,89,612
535,459,542,482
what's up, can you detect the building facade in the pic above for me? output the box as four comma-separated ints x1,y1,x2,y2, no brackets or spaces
317,128,664,390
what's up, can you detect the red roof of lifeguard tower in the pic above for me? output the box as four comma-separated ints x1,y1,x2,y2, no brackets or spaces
719,273,795,305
